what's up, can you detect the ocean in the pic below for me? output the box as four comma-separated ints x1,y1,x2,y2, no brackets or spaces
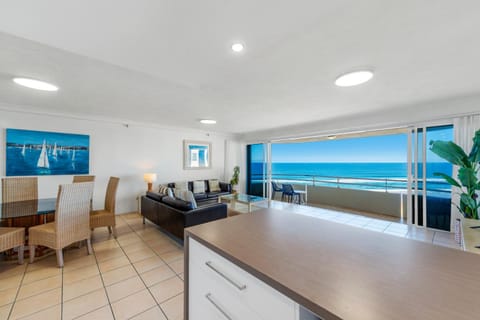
251,162,453,193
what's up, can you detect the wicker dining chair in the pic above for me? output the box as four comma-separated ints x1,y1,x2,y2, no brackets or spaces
0,227,25,264
90,177,120,238
72,175,96,183
29,182,94,268
2,177,38,202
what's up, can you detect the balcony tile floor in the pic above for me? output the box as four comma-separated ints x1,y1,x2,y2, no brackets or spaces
1,201,459,320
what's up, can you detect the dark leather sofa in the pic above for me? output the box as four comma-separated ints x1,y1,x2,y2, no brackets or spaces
167,180,231,204
141,191,227,242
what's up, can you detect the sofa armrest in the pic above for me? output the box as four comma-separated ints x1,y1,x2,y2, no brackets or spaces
219,182,232,193
146,191,166,202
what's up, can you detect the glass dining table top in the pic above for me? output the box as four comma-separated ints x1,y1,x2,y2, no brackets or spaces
0,198,56,219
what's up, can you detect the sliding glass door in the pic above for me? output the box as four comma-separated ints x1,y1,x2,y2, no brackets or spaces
246,144,267,197
410,125,453,231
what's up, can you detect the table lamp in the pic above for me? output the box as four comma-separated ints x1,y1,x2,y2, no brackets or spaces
143,173,157,192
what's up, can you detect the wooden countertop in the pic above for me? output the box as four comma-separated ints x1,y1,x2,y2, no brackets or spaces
185,208,480,320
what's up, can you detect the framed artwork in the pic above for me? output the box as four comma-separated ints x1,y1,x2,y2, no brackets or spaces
183,140,211,169
5,128,90,176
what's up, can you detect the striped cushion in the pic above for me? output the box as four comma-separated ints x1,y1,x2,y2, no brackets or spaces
158,185,170,195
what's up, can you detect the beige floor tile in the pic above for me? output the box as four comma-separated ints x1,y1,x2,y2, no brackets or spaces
151,242,179,255
0,287,18,308
122,243,151,254
0,274,23,290
20,255,57,272
63,264,99,284
17,275,62,300
63,275,104,302
75,305,114,320
160,293,184,320
62,254,97,273
140,264,176,287
94,247,125,262
18,304,61,320
168,259,184,274
126,248,156,263
102,264,137,286
105,276,146,302
98,255,131,273
0,303,12,319
0,263,27,280
116,233,142,247
111,289,157,320
22,267,61,285
159,249,184,263
131,306,167,320
133,256,165,274
62,288,108,320
149,277,184,304
9,287,61,319
92,239,119,251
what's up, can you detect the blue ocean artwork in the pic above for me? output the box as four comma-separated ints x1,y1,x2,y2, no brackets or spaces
6,129,90,176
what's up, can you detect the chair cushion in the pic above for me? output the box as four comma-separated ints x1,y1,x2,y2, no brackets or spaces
208,179,221,192
0,227,25,252
29,222,56,248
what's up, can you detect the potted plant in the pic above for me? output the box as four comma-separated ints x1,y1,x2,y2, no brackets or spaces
429,129,480,220
230,166,240,193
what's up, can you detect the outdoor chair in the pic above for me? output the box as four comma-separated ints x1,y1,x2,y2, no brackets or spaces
281,184,301,204
90,177,120,238
29,182,94,267
0,227,25,264
271,181,283,199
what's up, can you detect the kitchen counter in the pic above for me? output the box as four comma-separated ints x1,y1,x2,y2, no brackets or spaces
185,208,480,320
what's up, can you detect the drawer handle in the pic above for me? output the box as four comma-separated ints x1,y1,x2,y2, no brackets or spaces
205,261,247,291
205,293,233,320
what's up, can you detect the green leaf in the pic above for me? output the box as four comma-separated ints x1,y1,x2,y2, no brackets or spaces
458,167,478,190
429,140,470,168
433,172,461,188
460,194,477,218
468,129,480,163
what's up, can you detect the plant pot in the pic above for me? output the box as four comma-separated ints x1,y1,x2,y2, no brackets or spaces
462,218,480,254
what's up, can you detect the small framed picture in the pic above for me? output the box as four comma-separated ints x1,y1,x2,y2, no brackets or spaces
183,140,211,169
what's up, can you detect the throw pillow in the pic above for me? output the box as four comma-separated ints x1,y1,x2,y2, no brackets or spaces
193,180,206,194
167,188,174,198
158,185,169,195
174,181,188,191
175,190,198,209
208,179,221,192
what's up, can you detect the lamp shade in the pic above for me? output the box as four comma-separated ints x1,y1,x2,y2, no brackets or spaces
143,173,157,183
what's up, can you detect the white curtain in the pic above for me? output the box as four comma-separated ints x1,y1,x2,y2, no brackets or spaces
452,115,480,230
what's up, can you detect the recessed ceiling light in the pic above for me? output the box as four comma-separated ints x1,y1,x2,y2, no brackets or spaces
13,77,59,91
335,70,373,87
231,43,245,52
200,119,217,124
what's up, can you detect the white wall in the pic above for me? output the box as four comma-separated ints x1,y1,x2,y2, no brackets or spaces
0,109,242,214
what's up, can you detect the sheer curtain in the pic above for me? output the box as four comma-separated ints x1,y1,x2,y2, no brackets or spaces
452,115,480,231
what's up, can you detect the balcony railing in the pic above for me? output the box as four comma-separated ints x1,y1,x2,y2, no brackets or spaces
251,173,451,195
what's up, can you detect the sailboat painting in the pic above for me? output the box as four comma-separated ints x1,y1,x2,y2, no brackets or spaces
6,129,89,176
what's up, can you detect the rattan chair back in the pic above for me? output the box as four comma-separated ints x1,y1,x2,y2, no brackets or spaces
72,175,96,183
54,182,94,248
104,177,120,213
1,177,38,202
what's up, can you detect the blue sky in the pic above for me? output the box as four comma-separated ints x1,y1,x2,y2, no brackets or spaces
253,126,453,163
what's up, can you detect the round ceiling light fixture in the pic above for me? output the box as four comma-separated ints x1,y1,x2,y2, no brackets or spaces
13,77,59,91
327,135,337,140
200,119,217,124
231,43,245,53
335,70,373,87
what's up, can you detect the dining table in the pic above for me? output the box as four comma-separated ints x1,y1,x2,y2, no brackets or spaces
0,198,57,224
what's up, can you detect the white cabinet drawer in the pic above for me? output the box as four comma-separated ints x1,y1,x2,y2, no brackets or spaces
189,259,263,320
189,238,296,320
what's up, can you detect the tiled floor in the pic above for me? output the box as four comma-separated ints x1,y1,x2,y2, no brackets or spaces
0,213,184,320
0,201,459,320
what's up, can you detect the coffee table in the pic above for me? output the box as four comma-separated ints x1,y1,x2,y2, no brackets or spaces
218,193,268,213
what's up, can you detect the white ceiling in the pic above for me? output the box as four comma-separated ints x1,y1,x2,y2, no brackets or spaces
0,0,480,134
